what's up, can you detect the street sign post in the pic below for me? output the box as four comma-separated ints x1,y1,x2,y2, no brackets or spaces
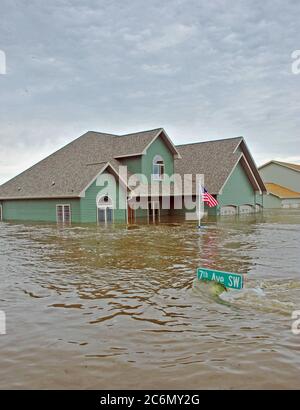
197,267,244,290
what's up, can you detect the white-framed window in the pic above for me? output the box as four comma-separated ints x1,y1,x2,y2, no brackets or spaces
152,155,165,181
97,195,114,224
0,204,2,222
56,204,71,223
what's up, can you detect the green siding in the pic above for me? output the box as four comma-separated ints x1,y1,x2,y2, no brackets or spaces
1,176,127,224
80,173,127,223
1,199,80,223
255,192,264,206
120,156,142,175
263,193,282,208
217,162,260,212
260,163,300,192
141,135,174,180
121,134,176,220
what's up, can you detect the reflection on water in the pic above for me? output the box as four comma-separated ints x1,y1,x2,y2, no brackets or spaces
0,210,300,389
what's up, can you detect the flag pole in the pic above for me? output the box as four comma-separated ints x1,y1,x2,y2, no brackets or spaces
198,183,203,229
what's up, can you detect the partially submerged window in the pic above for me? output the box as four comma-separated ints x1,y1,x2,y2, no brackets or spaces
56,204,71,223
152,155,165,180
97,195,114,223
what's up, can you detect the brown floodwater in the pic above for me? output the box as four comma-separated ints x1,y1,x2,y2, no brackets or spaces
0,210,300,390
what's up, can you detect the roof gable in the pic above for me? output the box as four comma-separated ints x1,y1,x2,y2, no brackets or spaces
259,160,300,173
0,128,178,200
175,137,266,194
114,128,181,159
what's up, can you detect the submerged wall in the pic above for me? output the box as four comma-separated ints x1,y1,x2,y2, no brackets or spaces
0,199,81,223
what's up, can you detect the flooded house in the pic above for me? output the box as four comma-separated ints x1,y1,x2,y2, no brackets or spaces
0,128,266,223
259,161,300,209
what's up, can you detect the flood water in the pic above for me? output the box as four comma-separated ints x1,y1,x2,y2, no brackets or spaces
0,210,300,390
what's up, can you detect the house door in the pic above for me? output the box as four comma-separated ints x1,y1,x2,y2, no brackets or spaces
97,206,113,223
148,201,160,223
97,195,114,224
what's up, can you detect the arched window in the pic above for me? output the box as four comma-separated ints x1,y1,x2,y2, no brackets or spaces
97,195,114,223
152,155,165,180
98,195,113,207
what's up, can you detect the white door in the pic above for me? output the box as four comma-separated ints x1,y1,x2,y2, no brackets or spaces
97,196,114,224
239,205,255,214
220,205,237,216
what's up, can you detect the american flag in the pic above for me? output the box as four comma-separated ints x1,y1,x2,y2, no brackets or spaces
201,186,219,208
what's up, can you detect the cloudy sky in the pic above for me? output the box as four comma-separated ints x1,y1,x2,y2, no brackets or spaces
0,0,300,184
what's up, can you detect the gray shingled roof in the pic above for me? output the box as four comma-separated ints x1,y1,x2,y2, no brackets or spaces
114,128,163,157
175,137,263,194
0,130,264,200
0,129,164,199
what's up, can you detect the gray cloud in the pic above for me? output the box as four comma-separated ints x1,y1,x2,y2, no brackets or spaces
0,0,300,183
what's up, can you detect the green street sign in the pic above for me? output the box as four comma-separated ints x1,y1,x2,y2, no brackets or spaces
197,267,244,290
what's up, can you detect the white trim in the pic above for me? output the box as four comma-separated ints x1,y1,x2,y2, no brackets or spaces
259,160,300,174
114,129,182,159
97,206,114,224
97,195,114,224
142,129,182,159
97,195,113,207
219,154,243,195
219,153,262,195
56,204,72,223
220,205,238,216
79,161,131,198
241,154,262,194
114,153,142,159
232,137,244,153
234,138,266,192
0,196,77,201
152,155,165,181
239,204,255,215
258,160,274,170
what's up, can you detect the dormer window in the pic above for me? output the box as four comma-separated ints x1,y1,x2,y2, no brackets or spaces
152,155,165,181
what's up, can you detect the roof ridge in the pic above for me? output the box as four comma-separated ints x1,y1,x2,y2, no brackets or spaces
87,131,118,137
119,128,163,137
275,160,300,169
176,136,243,148
260,160,300,172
